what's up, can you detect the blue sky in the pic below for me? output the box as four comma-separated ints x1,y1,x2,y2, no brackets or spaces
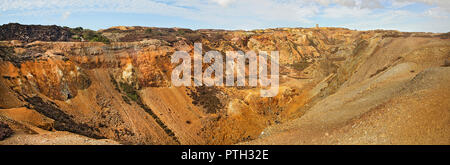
0,0,449,32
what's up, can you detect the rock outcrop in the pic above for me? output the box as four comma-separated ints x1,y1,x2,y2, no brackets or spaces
0,24,449,145
0,121,13,140
0,23,73,42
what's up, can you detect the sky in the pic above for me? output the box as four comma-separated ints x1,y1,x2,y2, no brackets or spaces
0,0,449,32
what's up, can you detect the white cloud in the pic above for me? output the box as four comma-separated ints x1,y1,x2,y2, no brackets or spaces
61,11,70,20
211,0,236,7
360,0,383,9
425,7,449,18
390,0,414,8
334,0,357,7
0,0,449,32
312,0,383,9
321,6,373,18
394,0,450,11
338,9,417,30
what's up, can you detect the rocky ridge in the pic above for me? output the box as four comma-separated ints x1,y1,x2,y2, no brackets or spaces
0,23,449,144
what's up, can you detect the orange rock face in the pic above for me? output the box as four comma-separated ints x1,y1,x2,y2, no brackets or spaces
0,27,449,145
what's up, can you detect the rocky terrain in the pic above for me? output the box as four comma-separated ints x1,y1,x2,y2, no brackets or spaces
0,23,448,145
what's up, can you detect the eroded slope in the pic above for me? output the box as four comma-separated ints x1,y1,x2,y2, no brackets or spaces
0,24,449,144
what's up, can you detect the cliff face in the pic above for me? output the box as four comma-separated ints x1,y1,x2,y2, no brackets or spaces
0,23,73,42
0,24,449,145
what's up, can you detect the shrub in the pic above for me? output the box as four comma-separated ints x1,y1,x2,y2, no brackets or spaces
70,27,110,44
145,28,153,34
82,30,110,44
119,82,139,102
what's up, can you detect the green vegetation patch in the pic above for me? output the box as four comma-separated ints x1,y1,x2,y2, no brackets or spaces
119,82,139,102
71,27,110,44
111,76,180,144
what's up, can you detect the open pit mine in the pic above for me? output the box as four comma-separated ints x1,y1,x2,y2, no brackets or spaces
0,23,449,145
